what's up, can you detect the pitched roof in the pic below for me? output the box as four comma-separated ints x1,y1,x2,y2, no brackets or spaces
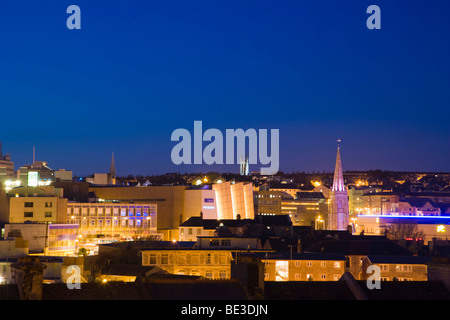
366,255,431,264
145,279,248,300
296,192,325,199
357,280,450,300
179,216,220,229
264,281,356,300
100,264,162,277
235,252,346,261
254,214,293,226
305,239,413,256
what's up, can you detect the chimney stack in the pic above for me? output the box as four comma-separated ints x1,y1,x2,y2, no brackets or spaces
297,238,302,253
11,257,45,300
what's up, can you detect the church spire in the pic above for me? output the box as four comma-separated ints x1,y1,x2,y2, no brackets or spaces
331,139,345,192
328,139,349,231
110,152,116,178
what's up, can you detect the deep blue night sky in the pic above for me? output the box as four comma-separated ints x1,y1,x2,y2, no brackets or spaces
0,0,449,176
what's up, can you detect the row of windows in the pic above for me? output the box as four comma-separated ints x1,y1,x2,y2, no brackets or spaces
379,264,413,272
266,261,342,268
68,207,154,217
24,202,53,208
176,270,228,280
266,273,341,281
71,219,154,228
144,253,229,265
24,212,52,218
257,194,281,198
210,239,231,247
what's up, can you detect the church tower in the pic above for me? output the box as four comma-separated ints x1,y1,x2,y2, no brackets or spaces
328,140,349,230
110,152,116,178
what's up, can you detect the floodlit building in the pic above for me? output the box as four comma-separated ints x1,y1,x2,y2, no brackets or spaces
362,255,430,281
328,141,349,230
66,202,157,240
0,141,15,184
178,216,218,242
7,187,68,224
183,188,218,220
281,192,327,227
4,223,79,255
213,181,254,220
89,185,187,240
356,215,450,242
261,252,346,282
256,190,282,216
141,249,233,280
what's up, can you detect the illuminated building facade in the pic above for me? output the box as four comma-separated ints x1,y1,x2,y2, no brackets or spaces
141,249,233,280
262,252,346,282
178,216,218,242
0,141,15,184
256,190,282,216
66,203,157,240
4,222,78,255
281,192,327,227
213,181,254,220
356,215,450,242
362,255,429,281
88,185,187,240
183,189,218,220
8,192,68,224
269,186,301,199
328,141,349,230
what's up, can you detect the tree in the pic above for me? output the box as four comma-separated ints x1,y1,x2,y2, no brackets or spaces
77,247,89,257
385,223,424,240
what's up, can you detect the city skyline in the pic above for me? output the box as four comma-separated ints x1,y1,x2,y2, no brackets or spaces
1,1,449,176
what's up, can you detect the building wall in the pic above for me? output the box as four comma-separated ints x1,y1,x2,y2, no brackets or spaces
356,215,450,242
256,190,282,216
4,223,78,255
0,238,29,259
213,181,233,220
178,226,215,242
213,182,254,220
362,259,428,281
4,223,47,253
196,236,261,250
183,189,217,221
89,186,187,232
281,198,327,227
141,249,232,280
243,182,254,219
270,188,301,199
345,255,367,280
263,259,345,282
67,203,157,240
9,196,67,224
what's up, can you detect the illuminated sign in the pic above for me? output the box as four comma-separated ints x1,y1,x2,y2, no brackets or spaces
437,225,446,233
202,206,215,210
204,198,214,203
27,171,39,187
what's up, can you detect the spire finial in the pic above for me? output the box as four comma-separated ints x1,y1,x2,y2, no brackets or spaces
337,139,341,148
